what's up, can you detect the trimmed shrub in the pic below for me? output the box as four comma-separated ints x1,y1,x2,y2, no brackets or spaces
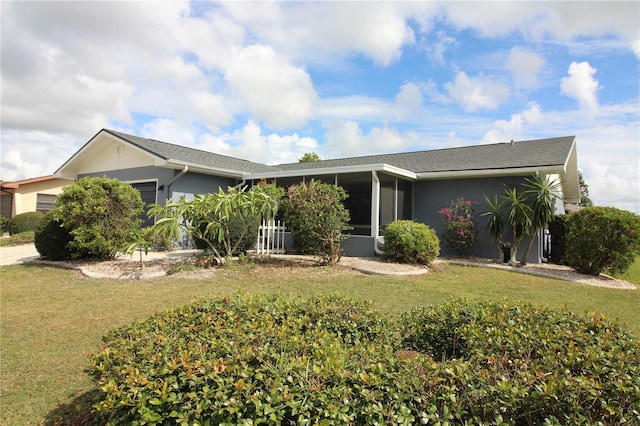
34,210,73,260
397,299,640,425
8,211,44,235
548,214,569,264
565,206,640,275
88,295,640,425
282,180,351,265
55,176,144,259
89,293,397,425
383,220,440,265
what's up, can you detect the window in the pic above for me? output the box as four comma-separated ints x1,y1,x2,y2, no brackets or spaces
36,194,56,213
338,173,372,236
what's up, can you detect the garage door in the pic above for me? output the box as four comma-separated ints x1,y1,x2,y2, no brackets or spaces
131,182,157,227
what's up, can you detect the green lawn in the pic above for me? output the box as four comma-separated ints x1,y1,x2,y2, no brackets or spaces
1,260,639,425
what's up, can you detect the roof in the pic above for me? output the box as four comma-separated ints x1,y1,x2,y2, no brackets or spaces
0,175,73,190
104,130,274,174
56,129,577,192
272,136,576,175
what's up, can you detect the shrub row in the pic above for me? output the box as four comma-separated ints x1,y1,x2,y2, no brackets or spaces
89,294,640,425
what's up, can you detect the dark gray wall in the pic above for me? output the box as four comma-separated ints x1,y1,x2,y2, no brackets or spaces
414,176,542,263
80,167,236,206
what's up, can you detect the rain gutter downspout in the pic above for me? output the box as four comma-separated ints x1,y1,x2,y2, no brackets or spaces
166,165,189,197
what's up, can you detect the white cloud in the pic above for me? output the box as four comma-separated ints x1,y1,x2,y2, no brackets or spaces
139,119,196,146
445,72,510,112
198,121,319,165
224,44,318,129
560,61,601,110
322,120,419,158
0,130,79,181
506,47,545,90
442,2,639,57
482,103,543,143
394,83,423,120
220,2,422,66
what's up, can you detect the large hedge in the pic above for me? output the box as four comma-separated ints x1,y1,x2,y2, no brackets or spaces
88,294,639,425
8,211,44,235
565,206,640,275
55,176,144,259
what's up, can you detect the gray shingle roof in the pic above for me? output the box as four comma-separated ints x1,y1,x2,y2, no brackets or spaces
273,136,576,174
106,129,575,176
105,129,274,174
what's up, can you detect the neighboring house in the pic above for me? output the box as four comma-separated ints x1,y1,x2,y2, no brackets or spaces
55,129,580,262
0,175,73,219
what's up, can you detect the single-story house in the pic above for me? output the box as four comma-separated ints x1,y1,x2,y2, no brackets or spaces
0,175,74,219
55,129,580,263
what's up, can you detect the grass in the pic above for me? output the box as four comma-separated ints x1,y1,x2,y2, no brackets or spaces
0,231,35,247
1,260,639,425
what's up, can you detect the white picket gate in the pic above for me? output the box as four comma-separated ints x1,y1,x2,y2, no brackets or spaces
256,219,286,255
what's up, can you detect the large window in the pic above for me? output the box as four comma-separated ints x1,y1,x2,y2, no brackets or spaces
338,173,371,236
36,194,56,213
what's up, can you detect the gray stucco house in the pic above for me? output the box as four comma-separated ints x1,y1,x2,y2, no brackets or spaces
55,129,580,263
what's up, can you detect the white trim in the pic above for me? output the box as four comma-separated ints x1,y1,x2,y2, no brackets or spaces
416,165,565,180
246,163,417,181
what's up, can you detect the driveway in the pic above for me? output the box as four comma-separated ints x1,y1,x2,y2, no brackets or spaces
0,243,40,266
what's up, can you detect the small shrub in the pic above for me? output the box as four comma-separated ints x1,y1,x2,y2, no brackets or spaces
565,206,640,275
438,198,480,256
34,210,73,260
383,220,440,265
548,214,569,264
8,211,44,235
140,226,178,251
282,180,351,265
0,215,9,233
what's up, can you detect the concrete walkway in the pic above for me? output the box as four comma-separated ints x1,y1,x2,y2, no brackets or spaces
0,243,40,266
0,243,199,266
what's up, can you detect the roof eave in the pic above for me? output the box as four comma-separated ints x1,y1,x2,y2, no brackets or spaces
246,163,417,180
165,161,247,179
416,165,566,180
54,129,169,179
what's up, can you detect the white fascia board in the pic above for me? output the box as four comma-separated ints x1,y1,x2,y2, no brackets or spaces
165,161,246,179
246,163,416,180
416,165,565,180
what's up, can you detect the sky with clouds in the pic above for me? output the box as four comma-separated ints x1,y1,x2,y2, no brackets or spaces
1,1,638,213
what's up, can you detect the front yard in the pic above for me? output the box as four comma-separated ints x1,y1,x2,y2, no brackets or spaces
1,259,639,425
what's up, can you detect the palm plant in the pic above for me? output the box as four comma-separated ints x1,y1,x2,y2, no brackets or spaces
519,173,563,266
481,194,507,262
502,186,532,266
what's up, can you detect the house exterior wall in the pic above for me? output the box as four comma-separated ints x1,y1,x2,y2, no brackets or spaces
80,167,236,205
1,179,71,218
413,176,543,263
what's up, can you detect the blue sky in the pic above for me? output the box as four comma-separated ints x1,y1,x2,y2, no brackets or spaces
1,1,638,213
